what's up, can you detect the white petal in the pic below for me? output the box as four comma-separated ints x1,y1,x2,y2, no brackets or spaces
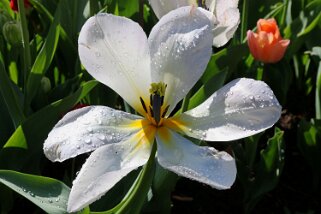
149,6,214,113
211,0,240,47
44,106,143,162
213,0,239,18
156,127,236,189
148,0,195,19
78,13,151,115
67,128,154,212
171,78,281,141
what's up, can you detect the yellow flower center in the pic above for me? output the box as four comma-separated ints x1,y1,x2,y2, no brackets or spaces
140,82,170,127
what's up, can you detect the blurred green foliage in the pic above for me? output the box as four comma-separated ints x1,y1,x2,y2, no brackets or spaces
0,0,320,213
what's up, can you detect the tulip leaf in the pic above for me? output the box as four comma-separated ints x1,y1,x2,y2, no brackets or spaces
25,9,60,107
187,69,228,111
297,119,321,175
297,12,321,37
311,47,321,119
201,44,248,82
0,170,70,214
234,127,285,213
0,93,14,145
29,0,76,52
0,53,25,128
117,0,139,18
1,81,98,170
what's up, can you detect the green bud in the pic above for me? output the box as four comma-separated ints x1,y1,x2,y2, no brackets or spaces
41,77,51,93
2,21,22,46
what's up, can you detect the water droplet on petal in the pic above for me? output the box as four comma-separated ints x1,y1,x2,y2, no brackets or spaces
98,134,105,141
85,138,91,144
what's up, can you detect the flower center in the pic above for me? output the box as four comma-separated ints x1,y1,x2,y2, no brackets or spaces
140,82,170,127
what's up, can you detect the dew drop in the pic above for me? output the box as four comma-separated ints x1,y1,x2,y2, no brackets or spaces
98,134,105,141
48,199,53,203
55,197,60,202
85,138,91,144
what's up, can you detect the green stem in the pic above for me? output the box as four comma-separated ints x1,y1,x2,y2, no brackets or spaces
18,0,31,92
116,143,156,214
315,61,321,119
240,0,249,42
138,0,144,27
92,143,157,214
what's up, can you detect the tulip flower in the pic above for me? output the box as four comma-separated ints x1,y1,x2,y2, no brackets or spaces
247,18,290,63
10,0,30,12
149,0,240,47
44,7,281,212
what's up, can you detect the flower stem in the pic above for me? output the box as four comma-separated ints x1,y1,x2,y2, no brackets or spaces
116,142,156,214
240,0,249,42
315,61,321,119
139,0,144,27
17,0,31,92
94,143,157,214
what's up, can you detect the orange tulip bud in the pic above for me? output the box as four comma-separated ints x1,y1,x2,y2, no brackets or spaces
247,18,290,63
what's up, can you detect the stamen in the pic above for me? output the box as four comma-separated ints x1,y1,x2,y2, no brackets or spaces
140,97,148,113
161,105,170,118
149,106,154,118
149,82,167,126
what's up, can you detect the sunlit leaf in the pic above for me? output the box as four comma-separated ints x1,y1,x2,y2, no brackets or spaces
0,170,70,214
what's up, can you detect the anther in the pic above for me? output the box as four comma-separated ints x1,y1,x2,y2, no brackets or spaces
161,105,170,118
140,97,148,113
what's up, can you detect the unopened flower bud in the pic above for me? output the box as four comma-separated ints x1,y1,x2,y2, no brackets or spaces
2,21,22,46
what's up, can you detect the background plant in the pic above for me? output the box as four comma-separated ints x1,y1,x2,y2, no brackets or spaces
0,0,320,213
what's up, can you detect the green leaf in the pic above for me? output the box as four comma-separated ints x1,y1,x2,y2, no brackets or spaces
29,0,76,52
0,91,15,145
1,81,98,170
0,170,70,214
25,10,60,107
297,119,321,174
187,69,228,110
92,143,156,214
310,47,321,119
0,53,25,128
297,12,321,37
235,128,285,213
201,44,248,82
117,0,139,18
